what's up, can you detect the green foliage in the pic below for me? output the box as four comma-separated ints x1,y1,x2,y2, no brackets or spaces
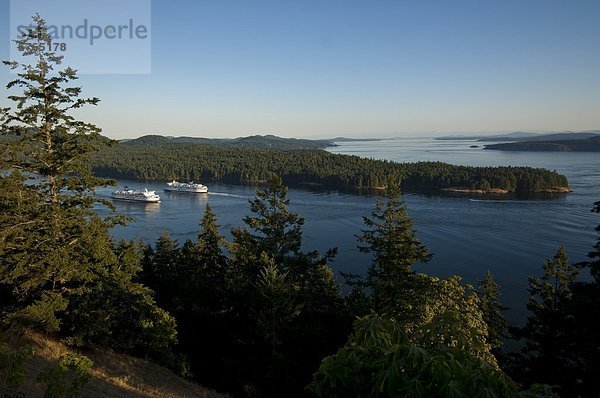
196,204,228,271
0,15,177,365
527,247,578,313
124,134,334,149
357,175,431,314
226,177,349,396
254,258,301,350
414,275,496,365
0,335,34,390
584,200,600,281
140,177,350,396
353,177,494,364
0,14,109,330
7,293,68,333
235,175,305,261
513,247,579,393
37,353,93,398
359,176,431,274
477,272,508,355
310,314,554,398
511,206,600,397
90,140,570,193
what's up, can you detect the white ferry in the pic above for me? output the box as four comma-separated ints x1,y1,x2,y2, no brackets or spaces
111,187,161,203
164,180,208,193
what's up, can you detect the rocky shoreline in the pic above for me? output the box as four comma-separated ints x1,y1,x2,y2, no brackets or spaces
441,186,572,194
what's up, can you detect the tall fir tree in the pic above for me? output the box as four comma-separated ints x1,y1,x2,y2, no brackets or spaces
585,200,600,281
0,16,177,360
356,176,494,364
518,246,579,393
477,271,509,358
558,201,600,397
196,203,227,273
225,176,349,396
358,175,431,277
1,15,109,330
357,175,431,315
235,174,304,263
141,230,181,312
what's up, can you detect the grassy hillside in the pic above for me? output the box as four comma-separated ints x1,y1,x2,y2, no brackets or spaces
4,332,226,398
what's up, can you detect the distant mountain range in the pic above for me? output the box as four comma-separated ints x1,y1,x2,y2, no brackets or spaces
122,134,337,150
328,137,384,142
436,132,538,141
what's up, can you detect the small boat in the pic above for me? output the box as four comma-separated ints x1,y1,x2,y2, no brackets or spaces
111,187,161,202
164,180,208,193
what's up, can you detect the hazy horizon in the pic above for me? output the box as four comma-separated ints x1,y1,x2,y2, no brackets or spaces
118,129,600,141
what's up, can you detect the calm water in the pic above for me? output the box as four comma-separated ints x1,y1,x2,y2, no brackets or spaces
98,138,600,325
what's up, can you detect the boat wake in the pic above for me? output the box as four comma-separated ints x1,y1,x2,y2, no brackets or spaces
208,192,247,199
469,199,542,204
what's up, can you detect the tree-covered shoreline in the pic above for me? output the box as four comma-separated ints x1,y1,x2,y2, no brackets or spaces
90,141,570,194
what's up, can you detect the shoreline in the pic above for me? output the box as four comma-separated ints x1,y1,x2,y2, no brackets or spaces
441,186,572,194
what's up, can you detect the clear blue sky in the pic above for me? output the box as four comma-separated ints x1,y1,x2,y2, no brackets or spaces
1,0,599,139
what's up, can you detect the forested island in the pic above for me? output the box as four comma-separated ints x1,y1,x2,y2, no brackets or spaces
91,137,570,194
485,136,600,152
123,134,336,150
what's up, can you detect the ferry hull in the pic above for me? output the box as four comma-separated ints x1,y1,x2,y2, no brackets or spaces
111,195,161,203
164,187,208,193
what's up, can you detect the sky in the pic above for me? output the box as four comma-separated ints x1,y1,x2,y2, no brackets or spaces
1,0,599,139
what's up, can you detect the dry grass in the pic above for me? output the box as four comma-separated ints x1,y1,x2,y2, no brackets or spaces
5,331,227,398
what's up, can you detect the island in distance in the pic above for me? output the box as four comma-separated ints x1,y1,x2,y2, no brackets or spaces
121,134,338,150
436,131,600,152
484,135,600,152
91,133,571,195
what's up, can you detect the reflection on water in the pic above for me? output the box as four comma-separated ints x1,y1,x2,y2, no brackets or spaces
113,201,162,215
162,191,210,206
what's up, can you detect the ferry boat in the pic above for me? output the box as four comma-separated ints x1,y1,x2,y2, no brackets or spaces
164,180,208,193
111,187,161,202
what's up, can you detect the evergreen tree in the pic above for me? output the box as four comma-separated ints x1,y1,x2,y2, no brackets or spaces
357,175,431,316
250,257,302,392
0,15,110,331
556,201,600,397
356,176,495,364
224,177,349,396
142,230,180,304
477,271,509,357
518,246,579,392
0,16,177,360
237,174,304,262
584,200,600,281
197,204,227,273
183,205,230,385
358,176,431,278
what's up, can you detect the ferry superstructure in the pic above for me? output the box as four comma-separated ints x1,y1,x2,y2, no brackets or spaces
111,187,161,202
164,180,208,193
